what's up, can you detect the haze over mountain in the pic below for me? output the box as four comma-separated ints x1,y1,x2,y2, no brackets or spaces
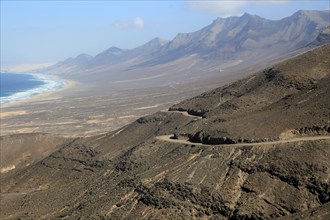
42,10,329,80
87,37,168,68
48,53,93,73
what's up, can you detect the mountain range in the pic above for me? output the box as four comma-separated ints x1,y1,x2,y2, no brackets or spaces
41,10,329,79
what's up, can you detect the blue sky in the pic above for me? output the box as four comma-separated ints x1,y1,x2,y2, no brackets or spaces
1,0,329,68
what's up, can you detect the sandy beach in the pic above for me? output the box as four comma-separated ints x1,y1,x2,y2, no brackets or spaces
1,76,76,109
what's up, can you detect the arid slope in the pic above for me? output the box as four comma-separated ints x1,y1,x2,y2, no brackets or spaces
170,44,330,144
0,45,329,219
0,134,70,173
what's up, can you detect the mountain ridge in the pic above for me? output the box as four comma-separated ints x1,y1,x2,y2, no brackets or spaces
40,10,329,75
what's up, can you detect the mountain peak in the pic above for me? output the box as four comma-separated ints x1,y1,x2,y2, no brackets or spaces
147,37,168,46
106,46,123,52
76,53,93,60
293,10,312,18
239,12,263,21
102,46,125,56
288,10,330,28
132,37,169,54
242,12,253,17
212,12,263,25
292,9,328,18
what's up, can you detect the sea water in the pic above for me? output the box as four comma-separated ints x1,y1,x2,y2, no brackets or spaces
0,72,65,104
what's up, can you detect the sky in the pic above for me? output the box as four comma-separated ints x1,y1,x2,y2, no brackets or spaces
1,0,329,69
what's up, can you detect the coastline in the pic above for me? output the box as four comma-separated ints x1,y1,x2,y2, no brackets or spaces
0,75,76,110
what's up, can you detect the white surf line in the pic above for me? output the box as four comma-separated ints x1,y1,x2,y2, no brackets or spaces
0,73,65,104
155,135,330,147
160,110,203,120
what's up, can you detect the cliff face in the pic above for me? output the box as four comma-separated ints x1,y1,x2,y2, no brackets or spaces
1,45,329,219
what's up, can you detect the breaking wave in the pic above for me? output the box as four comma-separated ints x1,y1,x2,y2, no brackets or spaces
0,73,65,104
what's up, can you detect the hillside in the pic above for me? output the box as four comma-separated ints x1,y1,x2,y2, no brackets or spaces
0,133,70,174
170,44,330,144
1,44,329,219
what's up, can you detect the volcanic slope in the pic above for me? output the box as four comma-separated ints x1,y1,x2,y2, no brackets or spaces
1,44,329,219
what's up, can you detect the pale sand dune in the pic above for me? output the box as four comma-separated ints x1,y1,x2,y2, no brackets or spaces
0,111,28,118
119,115,137,119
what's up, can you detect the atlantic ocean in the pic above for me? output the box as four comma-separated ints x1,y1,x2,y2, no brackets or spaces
0,72,65,104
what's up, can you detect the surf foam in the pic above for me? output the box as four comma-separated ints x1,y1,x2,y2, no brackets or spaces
0,73,65,104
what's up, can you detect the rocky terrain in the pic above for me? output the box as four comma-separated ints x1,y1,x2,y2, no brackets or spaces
170,44,330,144
1,44,329,219
0,133,70,174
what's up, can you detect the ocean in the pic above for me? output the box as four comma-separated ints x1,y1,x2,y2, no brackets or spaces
0,72,65,104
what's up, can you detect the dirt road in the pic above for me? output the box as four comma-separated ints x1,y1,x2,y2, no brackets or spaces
155,135,330,147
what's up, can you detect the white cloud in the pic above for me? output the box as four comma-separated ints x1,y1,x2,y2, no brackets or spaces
185,1,289,16
114,17,144,30
134,17,144,29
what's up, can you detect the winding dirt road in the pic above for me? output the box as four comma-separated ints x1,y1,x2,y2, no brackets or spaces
155,135,330,147
158,109,330,146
